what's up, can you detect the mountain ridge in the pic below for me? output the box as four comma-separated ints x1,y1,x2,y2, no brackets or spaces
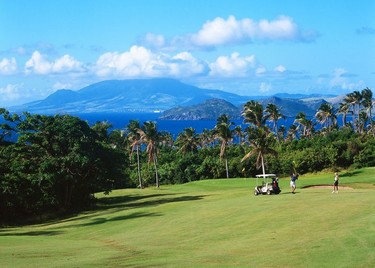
10,78,339,118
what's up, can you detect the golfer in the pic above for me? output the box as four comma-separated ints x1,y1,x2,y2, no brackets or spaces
332,172,339,193
290,173,298,194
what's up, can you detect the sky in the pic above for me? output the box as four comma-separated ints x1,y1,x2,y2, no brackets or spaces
1,0,374,107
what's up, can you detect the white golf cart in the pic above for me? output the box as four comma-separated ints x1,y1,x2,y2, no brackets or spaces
254,174,281,196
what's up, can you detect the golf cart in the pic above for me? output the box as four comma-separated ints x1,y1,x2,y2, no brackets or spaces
254,174,281,195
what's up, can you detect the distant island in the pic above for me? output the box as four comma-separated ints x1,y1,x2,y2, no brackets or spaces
11,78,340,120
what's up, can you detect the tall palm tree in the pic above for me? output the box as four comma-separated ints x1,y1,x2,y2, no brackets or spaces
344,91,362,130
137,121,160,188
175,127,200,154
233,125,244,145
294,112,315,138
264,103,285,135
286,124,299,141
294,112,308,137
356,111,368,134
242,100,265,127
277,125,286,141
159,130,174,148
361,87,374,135
241,126,277,176
315,102,337,132
337,101,352,127
199,128,214,148
214,114,234,178
126,120,143,188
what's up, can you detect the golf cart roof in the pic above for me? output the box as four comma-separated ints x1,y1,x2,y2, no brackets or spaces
255,174,277,178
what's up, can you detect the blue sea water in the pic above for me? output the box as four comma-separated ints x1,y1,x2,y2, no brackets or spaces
2,111,351,141
72,112,296,138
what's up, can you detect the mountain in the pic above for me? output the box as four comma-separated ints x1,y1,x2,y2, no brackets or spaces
13,78,250,114
12,78,340,119
159,98,242,120
159,96,329,120
258,97,327,117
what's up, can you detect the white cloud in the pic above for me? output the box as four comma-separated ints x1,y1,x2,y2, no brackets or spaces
142,33,166,48
274,65,286,73
139,15,317,50
170,52,208,76
95,46,161,77
95,45,207,78
257,16,297,40
192,16,251,46
24,51,84,75
52,82,73,90
52,55,84,73
329,68,364,90
0,84,23,103
260,82,272,93
256,66,267,75
190,15,315,48
0,57,18,75
209,52,255,77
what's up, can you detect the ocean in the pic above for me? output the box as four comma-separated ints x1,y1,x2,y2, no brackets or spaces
72,112,296,138
2,112,349,141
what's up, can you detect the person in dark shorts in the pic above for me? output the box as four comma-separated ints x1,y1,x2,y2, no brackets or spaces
332,172,339,193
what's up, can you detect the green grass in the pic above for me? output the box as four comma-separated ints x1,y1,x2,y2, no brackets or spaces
1,167,374,267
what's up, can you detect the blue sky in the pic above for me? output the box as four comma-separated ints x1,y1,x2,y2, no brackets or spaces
1,0,374,107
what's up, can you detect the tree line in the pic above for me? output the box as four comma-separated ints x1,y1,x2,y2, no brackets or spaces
1,88,374,223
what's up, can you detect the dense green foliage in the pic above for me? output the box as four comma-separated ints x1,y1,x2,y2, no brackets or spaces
0,112,126,223
0,88,374,223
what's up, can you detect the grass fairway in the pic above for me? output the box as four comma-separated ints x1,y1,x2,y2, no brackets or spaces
1,168,374,267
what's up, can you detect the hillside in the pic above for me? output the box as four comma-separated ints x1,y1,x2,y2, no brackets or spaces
12,78,249,114
160,96,328,120
11,78,339,118
159,98,241,120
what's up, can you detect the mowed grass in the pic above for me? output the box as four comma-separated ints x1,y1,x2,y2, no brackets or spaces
1,168,374,267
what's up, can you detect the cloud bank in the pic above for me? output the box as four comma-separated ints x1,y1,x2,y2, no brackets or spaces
25,51,85,75
142,15,318,50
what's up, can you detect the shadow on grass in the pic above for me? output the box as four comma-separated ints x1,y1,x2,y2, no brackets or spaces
0,230,64,237
341,170,363,177
94,193,207,210
77,211,162,227
33,193,207,228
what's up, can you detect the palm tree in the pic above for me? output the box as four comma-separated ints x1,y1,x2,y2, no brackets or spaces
286,124,299,141
199,128,214,148
126,120,143,188
344,91,362,130
361,87,374,135
175,127,200,154
315,102,337,132
294,112,315,138
264,103,285,135
214,114,234,178
356,111,368,134
242,100,265,127
233,125,244,145
137,121,160,188
294,112,308,137
277,125,286,141
337,101,352,127
159,130,174,148
241,126,277,176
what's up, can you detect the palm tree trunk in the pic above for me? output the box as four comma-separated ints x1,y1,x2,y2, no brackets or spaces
136,145,142,188
261,154,266,177
370,108,374,136
153,155,159,188
225,157,229,178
